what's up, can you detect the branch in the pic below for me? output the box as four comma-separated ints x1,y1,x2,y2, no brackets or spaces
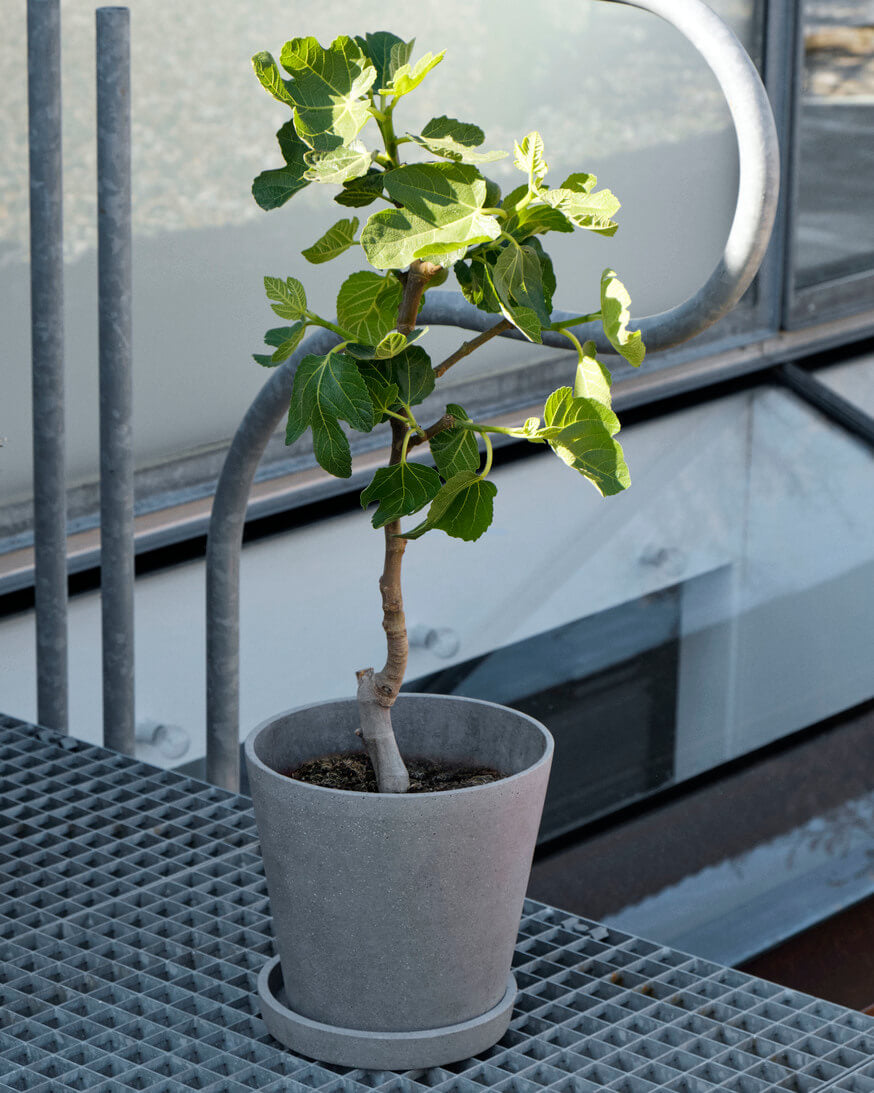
408,413,455,450
433,318,513,379
396,259,440,335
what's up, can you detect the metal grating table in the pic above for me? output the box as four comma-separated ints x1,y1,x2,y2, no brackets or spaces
1,713,873,1093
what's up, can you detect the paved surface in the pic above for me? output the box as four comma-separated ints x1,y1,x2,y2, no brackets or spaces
2,713,874,1092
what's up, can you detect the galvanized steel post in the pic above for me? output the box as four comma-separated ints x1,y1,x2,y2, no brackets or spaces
96,8,135,754
27,0,68,731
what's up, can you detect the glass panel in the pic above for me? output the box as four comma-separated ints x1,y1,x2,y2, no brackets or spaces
794,1,874,289
406,591,681,840
1,374,871,835
0,0,761,546
815,348,874,414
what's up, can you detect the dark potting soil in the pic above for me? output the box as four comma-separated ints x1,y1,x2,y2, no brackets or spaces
283,751,504,792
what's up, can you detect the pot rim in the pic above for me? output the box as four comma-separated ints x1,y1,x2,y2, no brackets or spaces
244,691,554,802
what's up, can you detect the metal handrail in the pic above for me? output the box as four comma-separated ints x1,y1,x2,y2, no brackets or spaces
205,0,780,789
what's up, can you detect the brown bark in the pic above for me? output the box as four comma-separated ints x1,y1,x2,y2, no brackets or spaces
396,259,440,335
433,318,512,379
355,401,414,791
355,261,446,792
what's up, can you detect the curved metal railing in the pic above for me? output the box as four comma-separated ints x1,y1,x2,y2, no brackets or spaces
205,0,780,788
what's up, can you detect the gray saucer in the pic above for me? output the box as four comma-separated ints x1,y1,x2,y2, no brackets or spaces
258,955,517,1070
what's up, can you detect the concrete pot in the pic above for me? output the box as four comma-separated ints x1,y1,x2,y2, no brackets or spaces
244,693,553,1069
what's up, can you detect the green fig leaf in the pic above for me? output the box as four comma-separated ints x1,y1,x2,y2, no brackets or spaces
392,345,435,406
409,116,507,164
334,168,386,208
513,131,548,187
264,276,307,320
301,218,360,264
345,327,427,359
543,387,629,495
251,121,311,211
574,340,613,407
543,185,620,236
252,166,308,211
493,244,552,326
361,163,501,270
403,470,496,541
336,271,403,344
359,362,400,422
270,322,307,363
303,143,371,185
601,269,645,367
252,52,295,106
379,50,445,98
286,350,375,476
357,32,414,90
360,461,443,528
264,325,302,348
429,404,480,478
279,35,376,152
506,202,574,239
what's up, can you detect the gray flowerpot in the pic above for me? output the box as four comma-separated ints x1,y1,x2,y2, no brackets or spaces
244,692,553,1070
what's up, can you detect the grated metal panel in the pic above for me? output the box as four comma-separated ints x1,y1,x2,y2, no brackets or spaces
1,712,872,1092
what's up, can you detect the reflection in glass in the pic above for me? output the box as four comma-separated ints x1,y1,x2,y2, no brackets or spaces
795,1,874,288
407,590,680,841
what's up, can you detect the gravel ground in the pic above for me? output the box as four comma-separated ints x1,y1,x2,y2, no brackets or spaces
806,1,874,27
805,0,874,100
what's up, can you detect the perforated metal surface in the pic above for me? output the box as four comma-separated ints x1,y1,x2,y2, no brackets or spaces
1,712,872,1093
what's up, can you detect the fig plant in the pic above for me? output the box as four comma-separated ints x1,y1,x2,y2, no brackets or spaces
251,32,645,793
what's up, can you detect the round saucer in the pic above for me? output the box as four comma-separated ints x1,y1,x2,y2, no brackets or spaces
257,955,517,1070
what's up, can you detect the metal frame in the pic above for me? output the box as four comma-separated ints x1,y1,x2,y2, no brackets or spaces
781,0,874,328
776,362,874,451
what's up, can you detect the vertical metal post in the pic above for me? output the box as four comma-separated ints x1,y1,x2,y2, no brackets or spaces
97,7,135,754
27,0,68,732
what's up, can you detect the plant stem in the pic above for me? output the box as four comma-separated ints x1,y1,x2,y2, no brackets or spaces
401,403,425,436
305,313,349,339
479,432,494,477
549,312,601,331
559,327,585,359
433,318,513,379
399,426,414,462
355,259,445,793
355,415,411,795
375,103,399,166
458,421,519,437
377,419,410,697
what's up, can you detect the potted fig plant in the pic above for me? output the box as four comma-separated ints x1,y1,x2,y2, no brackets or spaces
242,31,644,1070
